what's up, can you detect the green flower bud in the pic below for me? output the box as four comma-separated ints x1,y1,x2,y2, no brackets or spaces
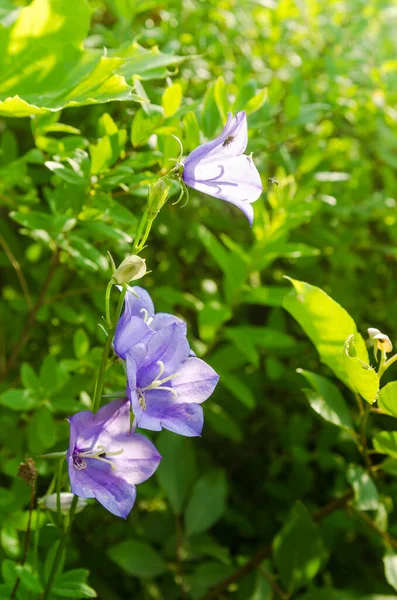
148,180,171,216
112,255,146,284
43,493,87,514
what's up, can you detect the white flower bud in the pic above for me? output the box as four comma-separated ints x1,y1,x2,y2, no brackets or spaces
367,327,393,356
112,255,146,284
43,493,87,514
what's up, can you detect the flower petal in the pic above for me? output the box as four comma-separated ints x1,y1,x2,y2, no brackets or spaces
151,312,187,335
183,153,262,224
133,389,204,436
183,112,247,171
125,286,155,318
114,315,153,360
68,457,136,519
137,324,190,388
172,357,219,403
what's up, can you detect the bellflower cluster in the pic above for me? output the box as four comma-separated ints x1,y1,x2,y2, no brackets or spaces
182,111,262,225
67,287,219,517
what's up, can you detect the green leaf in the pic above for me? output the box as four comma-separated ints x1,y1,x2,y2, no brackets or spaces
73,329,90,359
53,569,97,598
0,526,20,559
108,540,166,578
0,0,133,116
156,431,197,514
373,431,397,458
45,161,88,186
44,541,65,585
14,564,42,593
162,83,182,117
379,382,397,417
298,370,353,430
20,363,40,391
283,278,369,388
346,464,379,511
218,372,256,409
188,562,233,599
185,470,227,537
344,334,379,404
40,355,59,392
183,110,201,152
201,83,222,138
214,76,228,121
0,389,36,411
131,106,163,147
384,551,397,592
273,501,328,593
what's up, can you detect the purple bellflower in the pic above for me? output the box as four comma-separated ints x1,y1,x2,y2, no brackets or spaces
67,399,161,518
126,323,219,437
114,286,186,360
182,111,262,225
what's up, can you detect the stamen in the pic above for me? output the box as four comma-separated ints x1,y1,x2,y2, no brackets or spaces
73,445,124,471
140,308,154,326
136,361,180,410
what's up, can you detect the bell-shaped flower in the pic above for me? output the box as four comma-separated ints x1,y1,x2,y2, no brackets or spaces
67,399,161,518
126,323,219,437
114,286,186,360
182,111,262,225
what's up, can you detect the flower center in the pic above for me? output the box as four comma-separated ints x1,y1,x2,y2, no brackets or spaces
136,360,180,410
140,308,154,326
72,445,124,471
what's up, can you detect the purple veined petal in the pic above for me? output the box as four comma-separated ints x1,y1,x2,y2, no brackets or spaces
124,286,155,319
172,357,219,404
126,354,139,391
68,457,137,519
183,153,262,225
183,112,248,171
133,388,204,436
137,324,190,389
68,410,97,450
150,313,187,335
114,316,153,360
93,398,130,436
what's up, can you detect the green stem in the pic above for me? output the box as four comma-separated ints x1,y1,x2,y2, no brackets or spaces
136,216,155,251
379,352,397,379
41,495,79,600
105,282,113,328
133,207,149,253
92,286,127,414
56,459,63,525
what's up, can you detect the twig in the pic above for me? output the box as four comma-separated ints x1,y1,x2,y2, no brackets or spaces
199,490,354,600
0,233,32,310
1,247,60,381
10,459,37,599
258,565,289,600
348,505,397,550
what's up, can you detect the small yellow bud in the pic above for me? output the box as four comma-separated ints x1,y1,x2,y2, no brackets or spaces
112,255,146,284
148,180,170,215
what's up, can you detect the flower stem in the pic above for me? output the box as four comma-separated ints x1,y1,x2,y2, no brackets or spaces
91,203,157,414
105,282,113,328
379,352,397,379
92,286,127,414
41,495,79,600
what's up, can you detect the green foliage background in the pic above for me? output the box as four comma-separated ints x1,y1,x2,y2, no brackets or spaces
2,0,397,598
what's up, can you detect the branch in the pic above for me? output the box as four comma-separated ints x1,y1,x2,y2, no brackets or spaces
1,247,60,381
199,490,353,600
